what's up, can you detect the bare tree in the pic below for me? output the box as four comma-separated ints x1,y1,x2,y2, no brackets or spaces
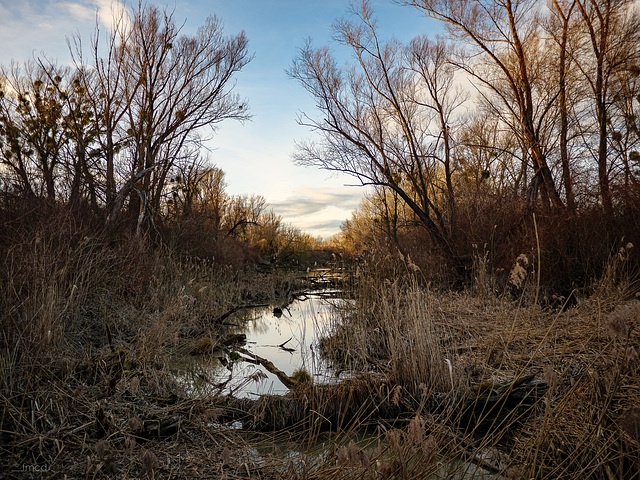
408,36,466,236
117,5,251,227
166,152,210,218
289,1,463,261
0,72,35,197
405,0,566,211
224,194,265,239
0,63,67,200
456,109,524,201
609,56,640,190
40,66,101,210
65,4,253,228
574,0,640,214
69,6,134,211
194,165,228,231
548,0,580,212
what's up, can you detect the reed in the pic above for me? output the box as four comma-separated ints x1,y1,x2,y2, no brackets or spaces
2,206,638,478
304,249,640,479
0,205,301,477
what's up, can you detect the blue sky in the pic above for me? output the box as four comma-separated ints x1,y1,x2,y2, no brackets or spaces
0,0,438,237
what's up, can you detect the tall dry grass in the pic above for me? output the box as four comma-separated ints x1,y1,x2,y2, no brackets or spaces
305,248,640,479
320,265,458,400
2,201,638,478
0,202,302,477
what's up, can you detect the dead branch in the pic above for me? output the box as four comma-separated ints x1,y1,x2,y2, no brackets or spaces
235,347,299,390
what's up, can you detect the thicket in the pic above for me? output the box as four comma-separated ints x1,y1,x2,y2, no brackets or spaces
337,188,640,297
2,1,640,478
294,0,640,294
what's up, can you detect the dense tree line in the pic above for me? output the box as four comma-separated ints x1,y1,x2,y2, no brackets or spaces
0,5,248,228
0,4,317,267
291,0,640,285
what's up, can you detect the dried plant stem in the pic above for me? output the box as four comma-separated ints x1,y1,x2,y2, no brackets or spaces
533,212,541,306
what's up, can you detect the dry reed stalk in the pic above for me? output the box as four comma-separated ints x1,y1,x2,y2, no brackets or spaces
315,252,640,479
2,209,638,479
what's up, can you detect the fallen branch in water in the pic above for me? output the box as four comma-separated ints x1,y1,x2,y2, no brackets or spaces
278,337,296,353
235,347,299,390
214,304,269,324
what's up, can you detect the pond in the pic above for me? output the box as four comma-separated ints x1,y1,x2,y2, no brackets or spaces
175,289,349,398
173,286,502,479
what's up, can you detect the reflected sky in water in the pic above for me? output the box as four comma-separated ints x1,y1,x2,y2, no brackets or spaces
176,291,350,398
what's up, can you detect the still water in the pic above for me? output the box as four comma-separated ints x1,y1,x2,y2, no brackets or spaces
175,290,348,398
174,289,500,479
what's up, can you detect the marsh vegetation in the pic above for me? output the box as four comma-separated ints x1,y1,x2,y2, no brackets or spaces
1,203,638,479
2,1,640,478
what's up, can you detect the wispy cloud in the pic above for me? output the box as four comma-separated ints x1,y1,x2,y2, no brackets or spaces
59,1,128,30
94,0,129,30
59,2,95,22
0,1,129,64
270,187,363,237
271,187,361,217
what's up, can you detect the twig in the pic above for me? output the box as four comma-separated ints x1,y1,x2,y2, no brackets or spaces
533,212,541,306
235,347,299,390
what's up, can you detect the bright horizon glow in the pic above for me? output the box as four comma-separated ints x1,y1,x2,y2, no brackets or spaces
0,0,439,238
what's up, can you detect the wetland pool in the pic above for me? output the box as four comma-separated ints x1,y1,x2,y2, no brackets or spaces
175,289,349,398
173,288,501,479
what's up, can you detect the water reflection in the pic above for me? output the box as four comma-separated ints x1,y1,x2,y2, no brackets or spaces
176,290,350,398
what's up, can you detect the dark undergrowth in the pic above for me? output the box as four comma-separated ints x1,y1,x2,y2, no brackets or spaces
1,200,639,479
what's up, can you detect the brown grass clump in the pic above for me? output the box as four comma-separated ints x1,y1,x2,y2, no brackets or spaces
310,248,640,479
319,268,456,400
606,299,640,339
2,202,639,479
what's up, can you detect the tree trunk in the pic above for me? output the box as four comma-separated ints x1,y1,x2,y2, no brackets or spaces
555,0,577,213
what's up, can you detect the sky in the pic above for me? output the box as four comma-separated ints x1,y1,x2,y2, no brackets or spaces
0,0,439,238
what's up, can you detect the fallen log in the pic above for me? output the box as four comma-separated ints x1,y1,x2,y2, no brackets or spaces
214,304,269,324
235,347,299,389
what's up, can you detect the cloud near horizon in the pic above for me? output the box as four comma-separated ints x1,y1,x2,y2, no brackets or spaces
270,187,364,238
271,188,361,216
